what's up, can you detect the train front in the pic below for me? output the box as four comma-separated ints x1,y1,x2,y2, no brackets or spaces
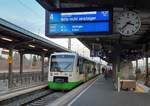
48,53,77,90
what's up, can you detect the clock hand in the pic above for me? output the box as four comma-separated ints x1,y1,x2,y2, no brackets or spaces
121,23,128,30
128,22,134,26
121,21,134,30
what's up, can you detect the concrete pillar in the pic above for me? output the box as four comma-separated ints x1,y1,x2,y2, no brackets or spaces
116,53,121,92
145,44,149,85
20,53,23,84
112,43,121,91
112,61,117,81
145,56,149,85
8,48,13,88
136,59,138,70
41,54,45,81
48,56,50,68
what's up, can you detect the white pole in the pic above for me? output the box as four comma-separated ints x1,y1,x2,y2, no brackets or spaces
68,38,71,50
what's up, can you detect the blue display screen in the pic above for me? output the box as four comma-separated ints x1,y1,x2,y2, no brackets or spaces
49,22,109,33
49,11,109,22
46,9,112,37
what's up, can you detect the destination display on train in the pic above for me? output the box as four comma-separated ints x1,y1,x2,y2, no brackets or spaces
45,9,112,37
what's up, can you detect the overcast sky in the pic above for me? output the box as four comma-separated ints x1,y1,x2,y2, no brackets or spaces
0,0,92,56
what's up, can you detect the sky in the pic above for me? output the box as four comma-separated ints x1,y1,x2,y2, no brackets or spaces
0,0,91,56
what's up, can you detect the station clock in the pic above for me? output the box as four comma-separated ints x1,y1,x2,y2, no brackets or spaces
116,11,141,36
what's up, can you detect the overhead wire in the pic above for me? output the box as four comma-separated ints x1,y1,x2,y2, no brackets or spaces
16,0,44,35
16,0,41,17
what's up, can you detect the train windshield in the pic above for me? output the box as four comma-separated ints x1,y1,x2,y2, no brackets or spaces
50,55,75,72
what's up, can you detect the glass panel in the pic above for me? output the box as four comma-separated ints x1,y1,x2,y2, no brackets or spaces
50,55,75,72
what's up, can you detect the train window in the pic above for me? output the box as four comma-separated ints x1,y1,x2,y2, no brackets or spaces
79,58,84,74
50,55,75,72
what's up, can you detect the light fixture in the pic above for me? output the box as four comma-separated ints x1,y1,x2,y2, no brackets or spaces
1,37,13,42
43,48,48,51
28,44,35,48
108,50,112,53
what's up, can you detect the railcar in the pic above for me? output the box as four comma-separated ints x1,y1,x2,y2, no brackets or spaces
48,52,100,90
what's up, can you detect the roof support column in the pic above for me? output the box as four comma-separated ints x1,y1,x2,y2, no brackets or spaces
41,54,45,82
116,50,121,92
145,44,149,85
20,52,23,84
136,59,138,71
135,59,139,81
112,43,121,91
112,61,117,82
8,47,13,88
145,57,149,85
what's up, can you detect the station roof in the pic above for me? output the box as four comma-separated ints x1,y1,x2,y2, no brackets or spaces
36,0,150,10
37,0,150,62
0,18,69,56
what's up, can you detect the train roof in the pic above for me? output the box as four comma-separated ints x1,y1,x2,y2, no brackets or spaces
51,52,77,56
51,52,98,63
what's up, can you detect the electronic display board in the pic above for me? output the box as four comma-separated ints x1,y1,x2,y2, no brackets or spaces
45,8,112,37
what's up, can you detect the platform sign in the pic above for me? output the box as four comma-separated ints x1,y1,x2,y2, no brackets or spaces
45,8,112,37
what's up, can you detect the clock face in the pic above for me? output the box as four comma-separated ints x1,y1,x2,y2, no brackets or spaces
116,11,141,36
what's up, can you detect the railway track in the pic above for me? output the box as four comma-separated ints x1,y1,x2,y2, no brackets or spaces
1,86,67,106
25,92,66,106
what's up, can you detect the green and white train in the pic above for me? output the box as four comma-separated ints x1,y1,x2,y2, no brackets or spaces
48,52,101,90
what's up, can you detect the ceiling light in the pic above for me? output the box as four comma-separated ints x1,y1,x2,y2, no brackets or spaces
1,37,13,42
28,44,35,48
43,49,48,51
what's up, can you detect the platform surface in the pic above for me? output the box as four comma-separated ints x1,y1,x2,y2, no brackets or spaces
0,84,47,101
66,76,150,106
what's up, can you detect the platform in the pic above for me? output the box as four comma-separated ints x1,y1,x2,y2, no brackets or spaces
0,83,47,101
66,76,150,106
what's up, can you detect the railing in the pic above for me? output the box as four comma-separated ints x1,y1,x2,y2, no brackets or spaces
0,71,48,90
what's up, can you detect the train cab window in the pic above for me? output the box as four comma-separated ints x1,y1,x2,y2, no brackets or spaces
50,55,75,72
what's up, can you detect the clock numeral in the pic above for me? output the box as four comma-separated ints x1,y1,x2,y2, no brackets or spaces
132,30,134,33
118,17,121,20
136,21,140,24
122,14,125,17
127,13,130,18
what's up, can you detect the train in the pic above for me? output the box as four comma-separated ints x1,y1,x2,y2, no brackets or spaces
48,52,101,90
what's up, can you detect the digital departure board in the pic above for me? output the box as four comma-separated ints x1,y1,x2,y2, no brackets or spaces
45,8,112,37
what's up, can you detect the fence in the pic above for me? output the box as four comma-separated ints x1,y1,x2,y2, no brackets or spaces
0,71,48,90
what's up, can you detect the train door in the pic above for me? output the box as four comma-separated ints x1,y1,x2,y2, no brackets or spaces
83,63,88,81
